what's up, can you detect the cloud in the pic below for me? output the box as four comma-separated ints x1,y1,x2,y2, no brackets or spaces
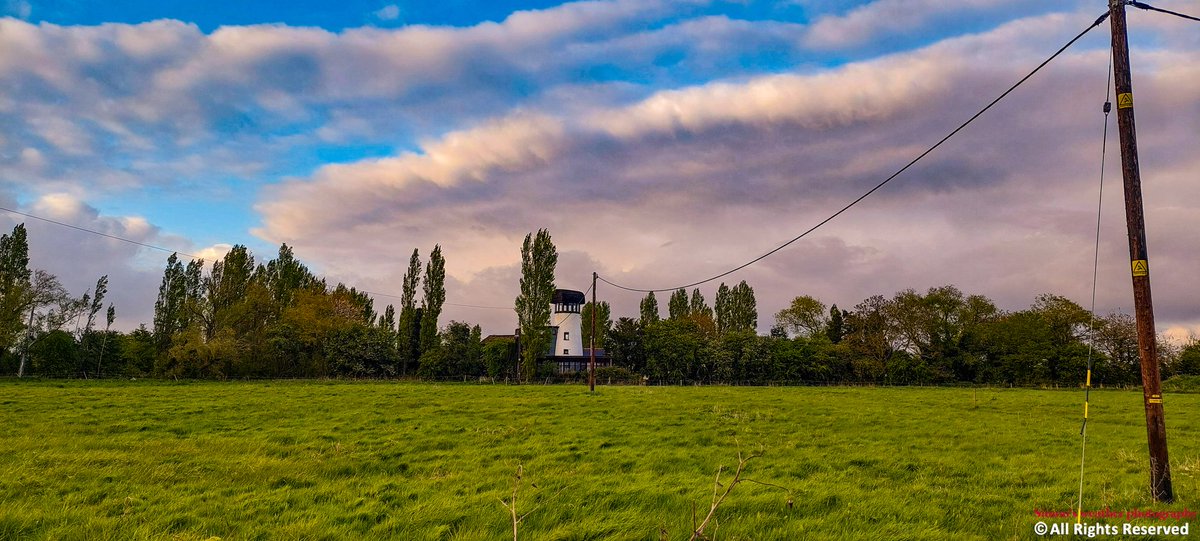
2,0,30,19
255,8,1200,335
802,0,1059,51
0,2,809,199
374,5,401,22
3,1,1198,337
0,192,209,331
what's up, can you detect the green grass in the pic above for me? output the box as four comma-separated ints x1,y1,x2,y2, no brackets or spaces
1165,375,1200,393
0,381,1195,540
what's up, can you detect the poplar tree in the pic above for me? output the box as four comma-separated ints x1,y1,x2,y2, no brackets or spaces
826,304,847,344
264,243,314,309
515,229,556,381
689,288,713,320
95,304,115,376
715,283,732,334
204,245,254,339
667,288,689,320
183,258,205,327
80,275,108,374
152,253,185,354
581,301,612,350
728,281,757,333
418,245,445,366
398,248,421,375
379,304,396,332
83,275,107,335
639,291,659,325
0,224,30,353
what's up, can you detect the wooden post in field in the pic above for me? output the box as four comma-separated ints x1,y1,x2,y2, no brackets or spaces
1109,0,1172,503
589,272,597,393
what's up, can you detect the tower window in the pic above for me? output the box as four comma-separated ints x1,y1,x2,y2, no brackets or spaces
563,332,570,341
563,349,570,355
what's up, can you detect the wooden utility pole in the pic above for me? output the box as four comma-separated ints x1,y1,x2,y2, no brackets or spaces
589,272,597,393
1109,0,1173,503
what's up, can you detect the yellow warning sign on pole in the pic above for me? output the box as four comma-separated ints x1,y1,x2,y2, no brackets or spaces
1117,93,1133,109
1132,259,1148,277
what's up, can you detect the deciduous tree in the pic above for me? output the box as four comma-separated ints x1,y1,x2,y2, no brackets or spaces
0,224,30,353
639,291,659,325
725,281,757,333
825,305,847,344
581,301,612,350
775,295,827,339
419,245,445,367
398,248,421,375
608,317,645,374
667,288,689,320
516,230,556,381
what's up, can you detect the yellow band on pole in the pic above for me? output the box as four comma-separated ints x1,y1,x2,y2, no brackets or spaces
1086,369,1091,387
1084,402,1089,419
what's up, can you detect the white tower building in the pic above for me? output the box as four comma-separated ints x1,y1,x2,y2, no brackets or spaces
549,289,584,357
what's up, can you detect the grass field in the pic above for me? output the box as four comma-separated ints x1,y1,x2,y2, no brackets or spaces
0,381,1196,540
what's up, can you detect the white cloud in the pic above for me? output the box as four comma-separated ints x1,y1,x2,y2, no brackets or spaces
19,147,45,170
194,243,234,263
31,192,93,219
0,192,200,331
0,3,785,197
2,1,1197,337
802,0,1055,50
374,5,401,22
254,8,1200,335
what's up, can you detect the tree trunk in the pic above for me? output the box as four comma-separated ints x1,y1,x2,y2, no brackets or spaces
16,303,34,378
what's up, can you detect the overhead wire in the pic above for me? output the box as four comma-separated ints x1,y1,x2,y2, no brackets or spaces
1077,44,1115,525
0,205,202,260
596,10,1113,293
2,10,1123,309
1129,0,1200,23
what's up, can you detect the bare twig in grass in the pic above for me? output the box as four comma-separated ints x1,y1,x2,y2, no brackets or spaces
689,447,793,541
498,464,564,541
499,464,524,541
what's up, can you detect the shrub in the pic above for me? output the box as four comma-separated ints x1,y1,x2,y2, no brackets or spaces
1163,375,1200,393
595,366,640,384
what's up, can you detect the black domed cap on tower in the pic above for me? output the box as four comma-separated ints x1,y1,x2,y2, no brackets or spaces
552,289,585,305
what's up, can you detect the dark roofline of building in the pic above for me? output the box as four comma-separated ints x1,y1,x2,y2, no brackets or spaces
552,289,585,305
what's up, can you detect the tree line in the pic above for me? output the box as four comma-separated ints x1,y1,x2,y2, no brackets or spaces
2,223,1197,384
0,224,117,379
606,285,1198,385
0,222,497,380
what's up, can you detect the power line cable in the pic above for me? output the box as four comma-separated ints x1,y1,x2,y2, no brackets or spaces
596,10,1112,293
0,205,201,260
2,11,1118,306
1129,0,1200,23
1077,46,1115,525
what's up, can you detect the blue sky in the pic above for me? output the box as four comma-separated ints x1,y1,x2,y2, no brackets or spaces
19,1,575,30
1,0,1198,335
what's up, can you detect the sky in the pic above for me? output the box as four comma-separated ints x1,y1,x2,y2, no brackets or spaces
1,0,1198,339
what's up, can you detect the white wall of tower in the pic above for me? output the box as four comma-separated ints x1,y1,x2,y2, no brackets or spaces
550,308,583,357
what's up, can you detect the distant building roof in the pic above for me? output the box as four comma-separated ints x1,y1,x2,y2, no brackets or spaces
552,289,585,305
